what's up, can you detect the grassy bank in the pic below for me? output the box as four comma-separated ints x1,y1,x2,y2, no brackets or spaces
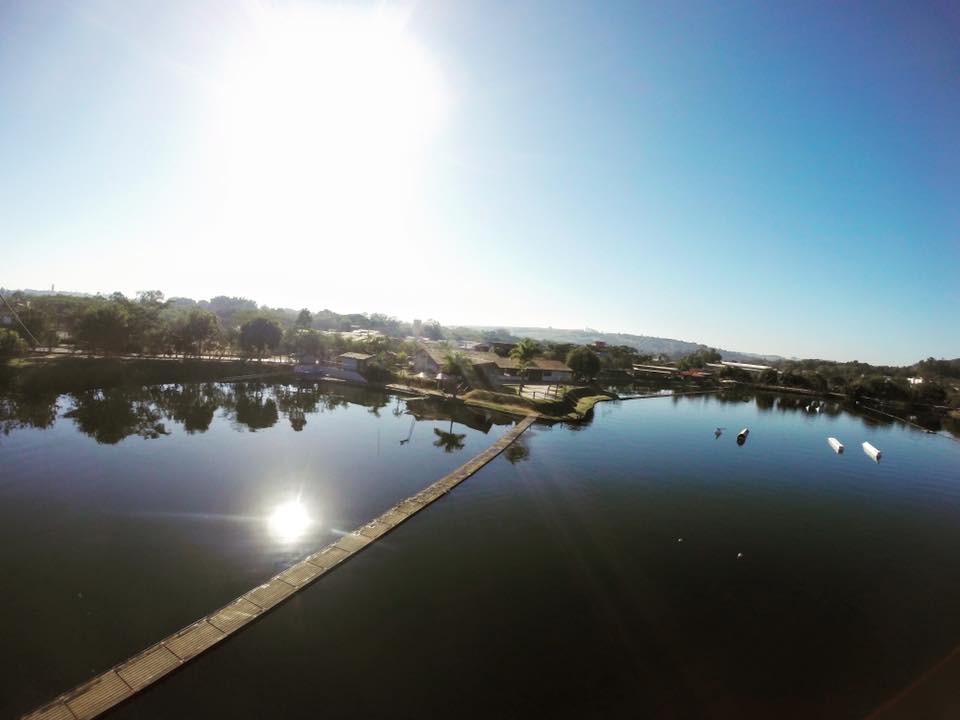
1,355,290,394
462,386,617,422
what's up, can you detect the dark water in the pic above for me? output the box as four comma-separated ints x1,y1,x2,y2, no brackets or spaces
3,389,960,718
0,382,515,718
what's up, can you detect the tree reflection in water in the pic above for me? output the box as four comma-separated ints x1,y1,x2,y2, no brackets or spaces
433,419,466,453
155,383,224,433
65,388,169,444
5,382,956,446
227,383,279,432
504,439,530,464
0,389,59,437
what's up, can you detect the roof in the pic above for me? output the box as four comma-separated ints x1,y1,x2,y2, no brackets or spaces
532,358,573,372
339,352,373,360
719,361,772,371
464,351,571,372
416,345,447,365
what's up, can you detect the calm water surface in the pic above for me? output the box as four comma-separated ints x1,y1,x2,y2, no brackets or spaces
3,388,960,718
0,381,514,718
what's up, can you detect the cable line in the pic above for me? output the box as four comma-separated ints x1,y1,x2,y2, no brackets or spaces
0,289,41,347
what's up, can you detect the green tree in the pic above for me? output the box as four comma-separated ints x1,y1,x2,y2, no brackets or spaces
422,319,443,340
16,305,57,350
128,291,168,355
441,350,466,375
677,347,722,370
510,337,541,392
239,317,282,360
77,303,129,354
296,308,313,328
757,368,779,385
298,329,325,359
182,309,220,357
0,328,29,357
566,346,601,381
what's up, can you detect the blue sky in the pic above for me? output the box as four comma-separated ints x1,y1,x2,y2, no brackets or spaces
1,1,957,364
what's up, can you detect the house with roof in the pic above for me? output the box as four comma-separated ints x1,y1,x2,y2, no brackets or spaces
338,352,373,372
413,345,446,375
467,352,573,384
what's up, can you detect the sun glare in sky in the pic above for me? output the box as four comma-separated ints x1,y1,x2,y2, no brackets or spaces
208,4,447,258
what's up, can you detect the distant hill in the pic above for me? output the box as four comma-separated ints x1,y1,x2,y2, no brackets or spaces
471,326,783,363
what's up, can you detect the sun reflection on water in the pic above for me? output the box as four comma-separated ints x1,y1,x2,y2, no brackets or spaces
267,499,313,543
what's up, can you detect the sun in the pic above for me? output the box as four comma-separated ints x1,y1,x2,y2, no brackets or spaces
207,4,448,256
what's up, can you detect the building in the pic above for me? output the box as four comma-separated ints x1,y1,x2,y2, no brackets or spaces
633,364,679,377
338,352,373,372
413,343,574,384
527,358,575,383
413,345,446,374
467,352,573,384
473,341,517,355
705,361,772,375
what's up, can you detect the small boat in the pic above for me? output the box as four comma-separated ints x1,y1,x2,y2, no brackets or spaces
827,437,844,454
736,428,749,445
862,442,882,462
714,427,724,438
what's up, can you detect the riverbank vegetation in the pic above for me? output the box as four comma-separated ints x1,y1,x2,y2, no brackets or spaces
2,289,956,418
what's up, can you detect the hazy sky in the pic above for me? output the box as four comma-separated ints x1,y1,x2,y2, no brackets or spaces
2,1,957,364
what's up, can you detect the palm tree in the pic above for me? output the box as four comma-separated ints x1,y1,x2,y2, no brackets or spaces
509,338,541,395
441,350,468,398
441,350,466,375
433,421,466,452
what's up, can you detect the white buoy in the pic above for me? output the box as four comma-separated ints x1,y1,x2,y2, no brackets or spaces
827,437,844,454
862,442,882,462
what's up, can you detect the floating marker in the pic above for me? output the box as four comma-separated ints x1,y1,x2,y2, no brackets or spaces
862,442,882,462
827,437,844,454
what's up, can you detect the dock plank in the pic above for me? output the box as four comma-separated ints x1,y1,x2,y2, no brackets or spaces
65,672,131,720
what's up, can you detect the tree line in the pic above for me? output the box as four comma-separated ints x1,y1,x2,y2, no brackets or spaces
0,291,426,361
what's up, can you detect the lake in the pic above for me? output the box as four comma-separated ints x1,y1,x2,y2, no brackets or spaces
0,381,515,718
3,386,960,718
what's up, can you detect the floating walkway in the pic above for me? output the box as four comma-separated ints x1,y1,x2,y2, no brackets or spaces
23,416,538,720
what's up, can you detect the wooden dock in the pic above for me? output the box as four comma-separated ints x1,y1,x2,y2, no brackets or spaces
22,416,538,720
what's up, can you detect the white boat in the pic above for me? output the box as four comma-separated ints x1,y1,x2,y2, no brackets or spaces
862,442,882,462
827,437,844,454
736,428,749,445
